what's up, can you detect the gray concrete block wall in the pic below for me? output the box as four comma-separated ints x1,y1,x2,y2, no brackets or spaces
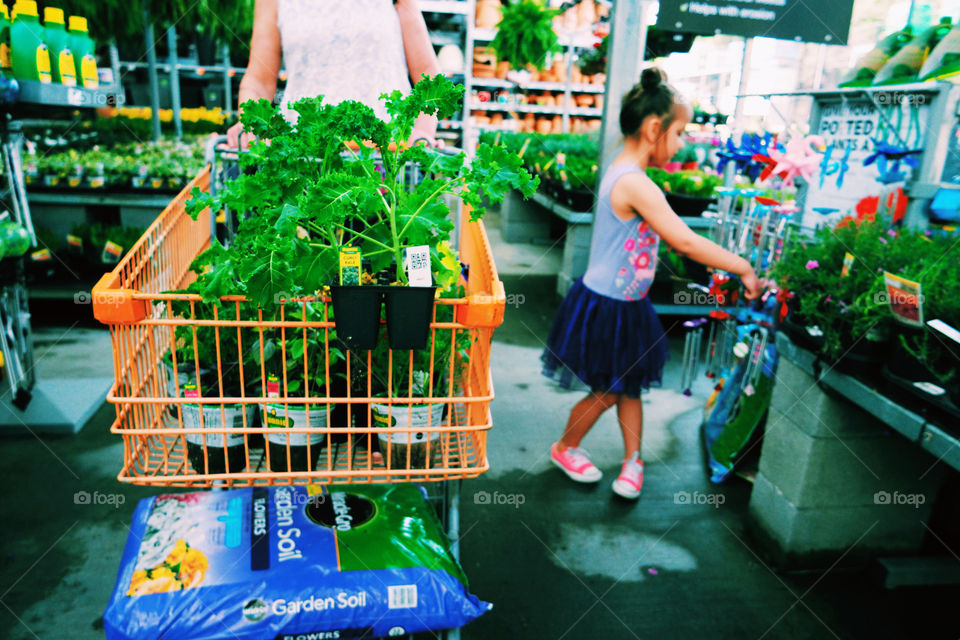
749,353,944,567
751,474,931,555
500,191,551,244
558,223,593,298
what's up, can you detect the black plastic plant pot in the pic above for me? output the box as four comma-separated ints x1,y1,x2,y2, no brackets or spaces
780,315,826,354
263,403,328,472
833,333,889,379
887,327,934,383
186,443,247,476
568,188,595,212
181,403,253,475
330,285,383,351
665,192,716,217
266,441,321,473
385,286,438,350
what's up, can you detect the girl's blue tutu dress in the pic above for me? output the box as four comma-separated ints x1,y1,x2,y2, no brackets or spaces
542,164,669,398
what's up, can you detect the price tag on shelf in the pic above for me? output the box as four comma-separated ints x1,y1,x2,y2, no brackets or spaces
67,87,85,106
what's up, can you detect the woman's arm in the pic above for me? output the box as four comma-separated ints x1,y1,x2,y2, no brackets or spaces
227,0,282,148
395,0,443,144
614,173,762,298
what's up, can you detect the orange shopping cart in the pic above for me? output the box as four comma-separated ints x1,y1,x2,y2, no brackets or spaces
93,136,504,488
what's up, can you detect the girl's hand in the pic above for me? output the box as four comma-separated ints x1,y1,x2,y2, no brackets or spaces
741,268,763,300
408,114,444,148
226,121,256,150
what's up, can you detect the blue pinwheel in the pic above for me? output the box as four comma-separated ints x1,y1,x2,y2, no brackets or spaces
819,143,852,189
863,139,923,184
717,136,755,175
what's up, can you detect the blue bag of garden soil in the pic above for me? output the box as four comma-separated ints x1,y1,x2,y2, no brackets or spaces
104,484,490,639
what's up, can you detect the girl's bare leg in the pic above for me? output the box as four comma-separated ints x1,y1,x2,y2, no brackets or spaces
558,392,619,449
616,395,643,460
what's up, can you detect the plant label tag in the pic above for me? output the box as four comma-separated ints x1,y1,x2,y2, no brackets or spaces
267,374,280,399
841,252,854,277
339,247,362,286
102,240,123,264
403,246,432,287
928,319,960,347
883,271,924,327
913,381,945,396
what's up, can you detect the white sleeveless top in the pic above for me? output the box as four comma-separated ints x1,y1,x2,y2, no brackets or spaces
276,0,412,123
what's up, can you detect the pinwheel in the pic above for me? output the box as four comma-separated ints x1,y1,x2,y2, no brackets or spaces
719,133,776,181
761,135,825,187
863,139,923,184
716,137,755,175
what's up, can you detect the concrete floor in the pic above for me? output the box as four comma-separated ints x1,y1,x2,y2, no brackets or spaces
1,229,959,639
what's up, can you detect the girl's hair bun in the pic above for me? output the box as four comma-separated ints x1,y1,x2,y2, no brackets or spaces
640,68,666,92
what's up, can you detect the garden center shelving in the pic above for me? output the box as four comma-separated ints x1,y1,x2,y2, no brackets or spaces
466,24,605,148
0,82,122,434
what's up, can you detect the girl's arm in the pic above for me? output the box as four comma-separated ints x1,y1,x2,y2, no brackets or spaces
614,173,762,298
227,0,282,148
395,0,443,144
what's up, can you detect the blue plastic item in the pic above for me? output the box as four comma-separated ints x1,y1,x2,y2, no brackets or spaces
929,188,960,223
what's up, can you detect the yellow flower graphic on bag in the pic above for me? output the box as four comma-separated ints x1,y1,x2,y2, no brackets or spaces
127,539,209,596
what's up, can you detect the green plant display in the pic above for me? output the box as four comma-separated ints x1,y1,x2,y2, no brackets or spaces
184,74,538,306
646,167,721,198
490,0,561,71
772,215,955,365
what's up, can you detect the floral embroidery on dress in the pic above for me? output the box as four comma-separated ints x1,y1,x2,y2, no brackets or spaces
615,222,659,298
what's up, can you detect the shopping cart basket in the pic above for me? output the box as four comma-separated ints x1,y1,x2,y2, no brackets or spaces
92,157,505,488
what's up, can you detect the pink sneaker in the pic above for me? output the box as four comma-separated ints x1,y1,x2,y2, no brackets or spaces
550,442,602,483
612,452,644,499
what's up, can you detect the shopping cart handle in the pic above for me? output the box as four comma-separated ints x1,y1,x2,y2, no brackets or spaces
205,134,231,164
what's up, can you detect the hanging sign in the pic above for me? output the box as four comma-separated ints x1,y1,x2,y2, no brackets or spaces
656,0,854,44
804,95,930,227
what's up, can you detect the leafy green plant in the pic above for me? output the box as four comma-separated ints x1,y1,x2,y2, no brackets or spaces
563,155,598,191
258,303,346,396
490,0,561,71
185,74,537,306
646,168,721,198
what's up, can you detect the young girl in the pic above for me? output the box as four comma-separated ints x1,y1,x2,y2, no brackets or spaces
542,68,761,500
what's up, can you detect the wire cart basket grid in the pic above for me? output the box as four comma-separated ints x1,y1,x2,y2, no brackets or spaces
93,166,504,487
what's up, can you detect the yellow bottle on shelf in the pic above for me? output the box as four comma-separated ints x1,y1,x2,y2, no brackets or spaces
67,16,97,88
43,7,75,85
0,5,12,76
10,0,51,83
